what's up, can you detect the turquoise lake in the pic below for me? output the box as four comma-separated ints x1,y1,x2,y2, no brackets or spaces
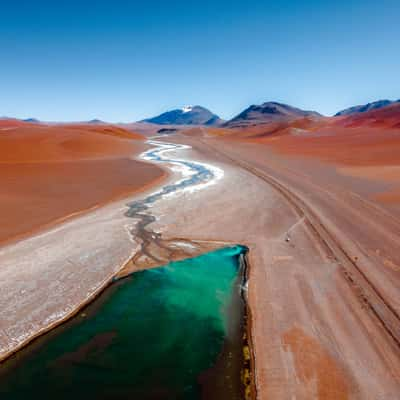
0,245,247,400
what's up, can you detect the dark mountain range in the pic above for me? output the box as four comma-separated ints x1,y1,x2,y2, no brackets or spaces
225,102,321,127
335,99,400,116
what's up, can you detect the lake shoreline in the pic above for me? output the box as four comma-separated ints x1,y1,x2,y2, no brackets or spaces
0,246,251,399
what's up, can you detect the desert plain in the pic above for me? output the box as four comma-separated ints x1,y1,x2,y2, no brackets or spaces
1,102,400,399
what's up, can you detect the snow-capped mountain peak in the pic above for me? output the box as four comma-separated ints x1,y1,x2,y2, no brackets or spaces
182,106,193,113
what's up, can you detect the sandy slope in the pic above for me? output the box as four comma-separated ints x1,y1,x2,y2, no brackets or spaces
0,122,166,245
207,107,400,210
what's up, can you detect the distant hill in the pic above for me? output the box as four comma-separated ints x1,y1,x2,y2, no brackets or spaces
334,102,400,129
22,118,40,123
335,99,400,116
0,117,43,125
87,119,106,125
141,105,223,126
225,102,321,127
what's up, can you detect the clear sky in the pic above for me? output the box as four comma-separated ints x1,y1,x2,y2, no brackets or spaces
1,0,399,121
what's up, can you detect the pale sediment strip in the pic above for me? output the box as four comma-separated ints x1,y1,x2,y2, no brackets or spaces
0,139,224,362
119,140,226,274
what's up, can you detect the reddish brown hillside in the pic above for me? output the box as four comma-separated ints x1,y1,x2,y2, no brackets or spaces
334,102,400,129
0,123,165,245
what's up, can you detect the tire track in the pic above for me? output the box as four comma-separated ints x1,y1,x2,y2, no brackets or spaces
200,138,400,348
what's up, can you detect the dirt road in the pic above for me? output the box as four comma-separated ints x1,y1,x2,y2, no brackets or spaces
151,134,400,399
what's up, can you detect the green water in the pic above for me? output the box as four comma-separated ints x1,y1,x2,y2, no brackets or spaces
0,245,247,400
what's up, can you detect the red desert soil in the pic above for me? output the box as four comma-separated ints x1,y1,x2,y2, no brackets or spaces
207,106,400,208
0,121,166,245
197,107,400,398
283,326,350,399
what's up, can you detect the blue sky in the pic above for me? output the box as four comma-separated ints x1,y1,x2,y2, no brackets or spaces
1,0,399,121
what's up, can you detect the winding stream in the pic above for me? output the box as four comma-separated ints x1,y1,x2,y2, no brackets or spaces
126,140,223,216
123,140,225,270
0,140,250,399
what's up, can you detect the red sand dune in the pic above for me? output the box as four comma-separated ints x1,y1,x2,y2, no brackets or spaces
206,105,400,207
251,124,400,167
206,107,400,167
0,122,165,245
